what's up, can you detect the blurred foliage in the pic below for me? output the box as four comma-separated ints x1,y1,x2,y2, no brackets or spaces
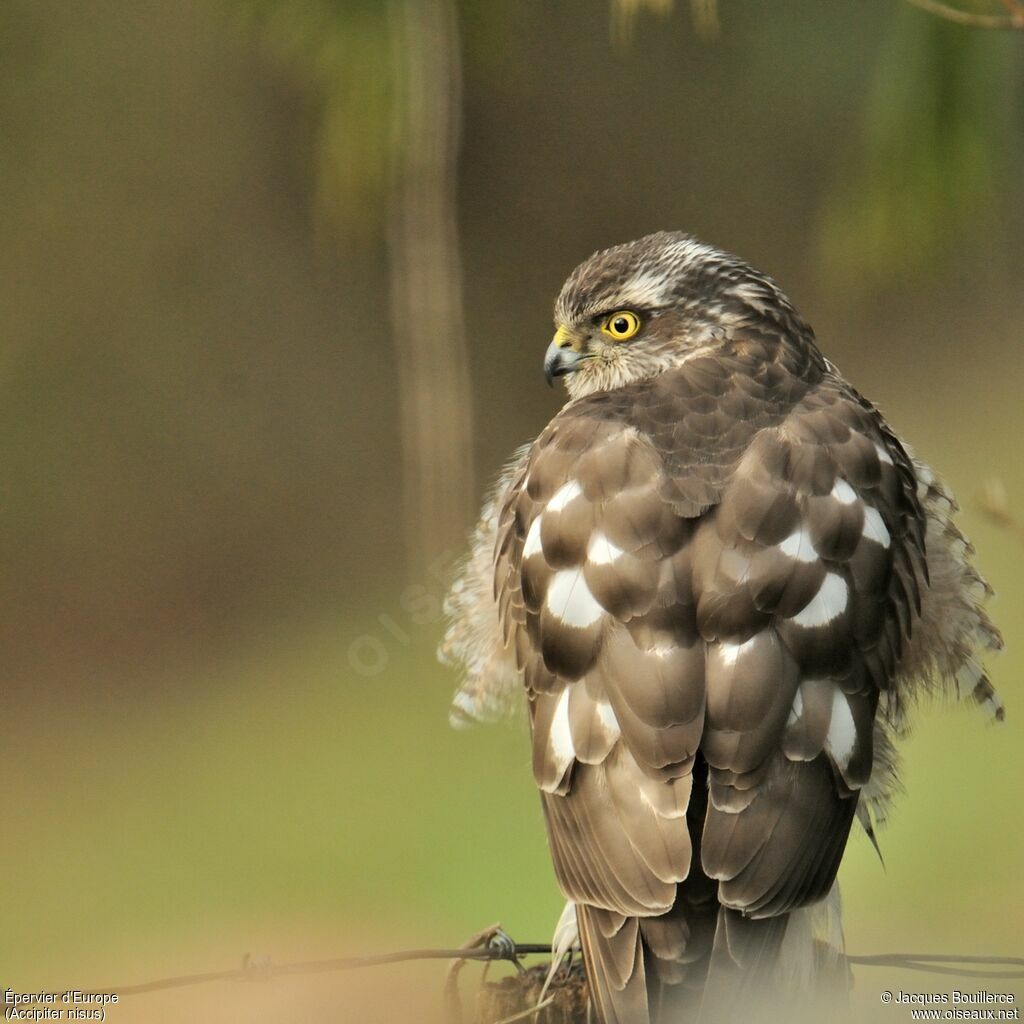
4,619,1022,1018
236,0,1020,284
232,0,397,236
235,0,729,238
1,630,558,999
820,8,1019,287
612,0,719,41
611,0,1021,286
612,0,675,43
236,0,476,571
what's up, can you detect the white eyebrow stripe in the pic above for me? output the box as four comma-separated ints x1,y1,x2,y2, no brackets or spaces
617,269,674,309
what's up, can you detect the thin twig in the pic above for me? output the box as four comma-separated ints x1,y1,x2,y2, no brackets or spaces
848,953,1024,979
10,945,547,1005
1000,0,1024,21
851,953,1024,965
446,923,505,1024
492,996,557,1024
903,0,1024,28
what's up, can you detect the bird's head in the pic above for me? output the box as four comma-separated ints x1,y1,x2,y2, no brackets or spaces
545,231,811,398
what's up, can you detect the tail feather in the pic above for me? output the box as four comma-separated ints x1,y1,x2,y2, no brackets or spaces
576,905,649,1024
696,908,789,1024
576,894,718,1024
575,885,851,1024
695,887,850,1024
641,896,716,1022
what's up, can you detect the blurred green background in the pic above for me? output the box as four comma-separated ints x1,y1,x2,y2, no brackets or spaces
1,1,1021,1021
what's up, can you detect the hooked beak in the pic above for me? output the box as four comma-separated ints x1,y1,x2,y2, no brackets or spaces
544,326,588,387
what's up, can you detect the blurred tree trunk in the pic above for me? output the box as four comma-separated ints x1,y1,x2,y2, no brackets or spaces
388,0,475,571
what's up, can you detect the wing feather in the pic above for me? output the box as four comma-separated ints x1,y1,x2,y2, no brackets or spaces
486,344,995,1022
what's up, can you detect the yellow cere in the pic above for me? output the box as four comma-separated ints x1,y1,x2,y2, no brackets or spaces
602,310,641,341
553,324,576,348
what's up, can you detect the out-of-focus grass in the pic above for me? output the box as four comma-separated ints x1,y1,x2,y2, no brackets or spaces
2,620,559,994
4,559,1021,1019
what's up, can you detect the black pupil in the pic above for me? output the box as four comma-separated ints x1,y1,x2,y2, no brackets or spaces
613,317,630,334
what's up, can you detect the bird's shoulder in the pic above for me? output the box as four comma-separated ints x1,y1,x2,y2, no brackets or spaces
494,356,928,697
512,350,921,526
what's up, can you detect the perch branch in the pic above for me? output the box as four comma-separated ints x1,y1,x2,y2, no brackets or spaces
8,937,1022,1007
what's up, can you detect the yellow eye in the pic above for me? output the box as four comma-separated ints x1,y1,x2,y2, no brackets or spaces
602,310,641,341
